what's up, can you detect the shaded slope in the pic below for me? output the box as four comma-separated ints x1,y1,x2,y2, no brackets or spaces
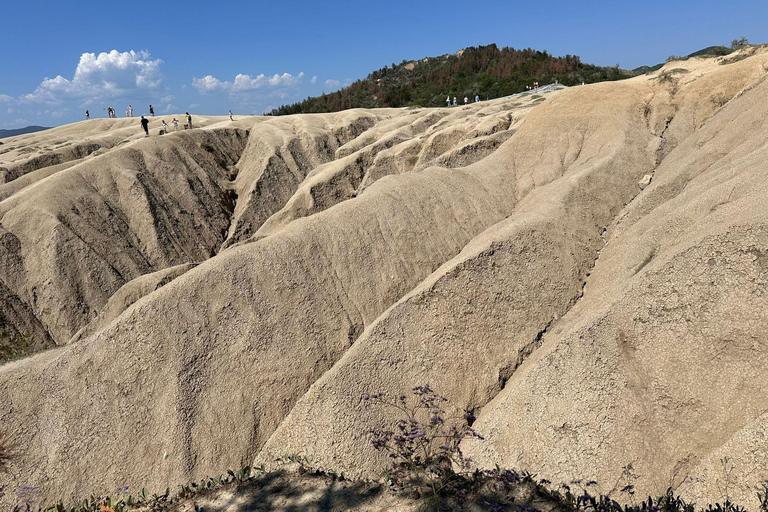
0,128,248,343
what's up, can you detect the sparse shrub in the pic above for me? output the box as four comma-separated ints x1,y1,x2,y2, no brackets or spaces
365,384,483,510
730,37,749,49
757,480,768,512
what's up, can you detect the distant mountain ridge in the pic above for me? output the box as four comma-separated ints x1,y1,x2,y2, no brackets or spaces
0,125,51,139
268,44,630,115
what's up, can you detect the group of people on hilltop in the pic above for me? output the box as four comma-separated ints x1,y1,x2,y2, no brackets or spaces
83,103,236,138
446,95,481,106
137,110,238,137
140,112,193,137
86,104,156,119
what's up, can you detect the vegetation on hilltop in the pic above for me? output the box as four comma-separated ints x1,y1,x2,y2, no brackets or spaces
269,40,753,116
267,44,630,115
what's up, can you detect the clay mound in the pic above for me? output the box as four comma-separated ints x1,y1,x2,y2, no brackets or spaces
1,46,768,510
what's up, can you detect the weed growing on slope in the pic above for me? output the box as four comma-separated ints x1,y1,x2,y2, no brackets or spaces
365,384,767,512
364,384,484,510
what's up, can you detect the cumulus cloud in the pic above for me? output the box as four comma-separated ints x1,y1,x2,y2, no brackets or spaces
311,76,317,85
0,94,12,103
324,79,341,90
192,72,305,94
23,50,164,104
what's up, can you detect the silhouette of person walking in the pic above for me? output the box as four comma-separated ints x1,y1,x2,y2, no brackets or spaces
149,104,155,117
85,110,90,120
141,116,149,137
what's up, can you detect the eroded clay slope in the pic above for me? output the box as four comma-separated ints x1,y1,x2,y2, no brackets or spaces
1,47,767,510
0,97,541,502
466,54,768,508
0,128,248,344
257,48,768,509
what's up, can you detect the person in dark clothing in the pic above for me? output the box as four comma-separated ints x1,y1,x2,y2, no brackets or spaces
85,110,90,120
141,116,149,137
149,104,154,117
185,112,192,129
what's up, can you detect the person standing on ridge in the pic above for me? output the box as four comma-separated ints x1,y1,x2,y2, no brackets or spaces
475,95,479,103
128,105,133,117
464,96,468,104
85,110,90,120
161,120,168,134
229,109,234,121
446,96,450,107
453,96,457,106
140,115,149,137
149,104,155,117
185,112,192,129
172,118,179,131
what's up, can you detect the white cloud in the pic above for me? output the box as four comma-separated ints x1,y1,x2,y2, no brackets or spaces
192,72,305,94
23,50,164,104
310,76,317,85
0,94,12,103
325,79,341,89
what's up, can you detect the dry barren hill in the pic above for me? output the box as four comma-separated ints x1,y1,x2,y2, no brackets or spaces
1,46,768,509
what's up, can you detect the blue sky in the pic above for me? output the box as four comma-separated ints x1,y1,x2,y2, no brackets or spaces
0,0,765,128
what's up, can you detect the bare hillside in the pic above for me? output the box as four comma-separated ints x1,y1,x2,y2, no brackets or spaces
1,46,768,509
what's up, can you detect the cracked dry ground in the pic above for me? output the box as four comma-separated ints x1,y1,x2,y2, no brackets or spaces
2,45,768,510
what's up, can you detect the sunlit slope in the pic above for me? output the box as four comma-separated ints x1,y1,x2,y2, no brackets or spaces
0,46,767,509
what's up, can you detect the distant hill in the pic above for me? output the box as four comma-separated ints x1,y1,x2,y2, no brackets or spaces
0,125,51,139
267,44,630,115
632,45,735,74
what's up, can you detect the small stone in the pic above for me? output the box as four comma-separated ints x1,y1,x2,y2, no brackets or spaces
638,174,653,189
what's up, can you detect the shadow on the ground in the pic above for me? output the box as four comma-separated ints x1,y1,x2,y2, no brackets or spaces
190,469,392,512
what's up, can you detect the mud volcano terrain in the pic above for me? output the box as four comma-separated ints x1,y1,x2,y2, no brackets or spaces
1,46,768,508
